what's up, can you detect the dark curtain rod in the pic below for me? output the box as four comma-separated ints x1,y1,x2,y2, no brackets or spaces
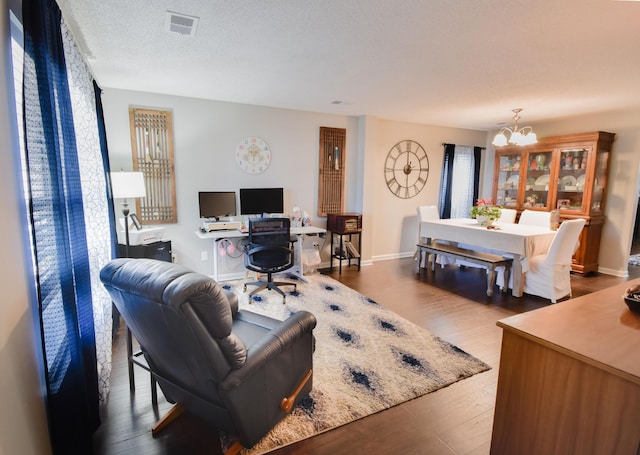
442,142,486,150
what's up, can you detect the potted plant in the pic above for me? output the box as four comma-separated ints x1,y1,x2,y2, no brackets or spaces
470,198,502,226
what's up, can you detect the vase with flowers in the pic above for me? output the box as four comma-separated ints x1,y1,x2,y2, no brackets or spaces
470,198,502,226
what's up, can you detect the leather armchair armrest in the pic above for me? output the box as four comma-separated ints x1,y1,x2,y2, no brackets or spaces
220,311,316,391
226,290,239,317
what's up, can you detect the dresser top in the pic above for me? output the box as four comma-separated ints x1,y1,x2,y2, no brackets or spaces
498,278,640,384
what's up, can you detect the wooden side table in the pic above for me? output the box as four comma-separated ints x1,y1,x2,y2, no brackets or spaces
327,213,362,273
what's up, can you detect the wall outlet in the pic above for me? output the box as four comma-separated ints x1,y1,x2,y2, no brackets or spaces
201,251,208,261
312,241,319,249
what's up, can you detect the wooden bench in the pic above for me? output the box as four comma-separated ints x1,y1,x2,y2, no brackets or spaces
416,241,512,297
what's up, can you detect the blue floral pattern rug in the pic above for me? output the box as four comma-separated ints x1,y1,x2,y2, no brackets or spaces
220,273,490,454
629,254,640,267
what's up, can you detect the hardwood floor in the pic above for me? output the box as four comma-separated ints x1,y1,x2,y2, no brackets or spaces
93,258,640,455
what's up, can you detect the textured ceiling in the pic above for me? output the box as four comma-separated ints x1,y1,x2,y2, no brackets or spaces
56,0,640,131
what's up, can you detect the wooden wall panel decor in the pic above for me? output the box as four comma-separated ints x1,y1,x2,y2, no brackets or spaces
129,108,177,224
318,127,346,216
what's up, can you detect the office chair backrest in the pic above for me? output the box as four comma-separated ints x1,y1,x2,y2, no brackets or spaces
248,217,292,268
518,209,551,227
544,218,586,265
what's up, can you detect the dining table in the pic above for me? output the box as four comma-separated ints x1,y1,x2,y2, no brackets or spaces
419,218,557,297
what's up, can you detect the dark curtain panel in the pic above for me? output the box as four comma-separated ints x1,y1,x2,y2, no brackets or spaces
438,143,456,219
93,80,118,258
473,146,482,204
22,0,101,452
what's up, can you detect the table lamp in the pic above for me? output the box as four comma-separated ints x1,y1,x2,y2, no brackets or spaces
111,171,146,258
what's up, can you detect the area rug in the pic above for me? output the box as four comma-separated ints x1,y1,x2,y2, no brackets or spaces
219,273,491,454
629,254,640,267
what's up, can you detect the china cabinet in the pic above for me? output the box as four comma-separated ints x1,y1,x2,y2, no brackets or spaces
492,131,615,274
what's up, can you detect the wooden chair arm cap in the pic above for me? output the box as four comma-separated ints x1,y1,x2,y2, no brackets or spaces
280,369,312,413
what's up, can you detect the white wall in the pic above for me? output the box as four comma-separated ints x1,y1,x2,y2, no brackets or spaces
103,89,359,276
0,0,52,453
102,89,491,276
366,117,488,260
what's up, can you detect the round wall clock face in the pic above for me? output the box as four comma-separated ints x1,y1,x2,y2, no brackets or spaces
384,139,429,199
235,136,271,174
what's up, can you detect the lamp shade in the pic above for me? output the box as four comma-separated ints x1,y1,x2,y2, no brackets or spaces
508,131,523,145
492,132,508,147
111,172,146,199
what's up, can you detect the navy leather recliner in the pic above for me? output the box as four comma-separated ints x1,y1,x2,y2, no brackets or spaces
100,258,316,453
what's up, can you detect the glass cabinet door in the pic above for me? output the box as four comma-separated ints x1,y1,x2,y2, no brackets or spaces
556,148,589,214
495,153,522,209
523,151,553,210
591,150,609,215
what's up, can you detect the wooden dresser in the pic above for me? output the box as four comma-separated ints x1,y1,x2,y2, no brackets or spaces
491,279,640,455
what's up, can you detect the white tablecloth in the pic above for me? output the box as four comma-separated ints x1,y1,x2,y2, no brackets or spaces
419,218,556,296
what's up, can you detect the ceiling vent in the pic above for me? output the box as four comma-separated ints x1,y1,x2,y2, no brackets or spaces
165,11,199,36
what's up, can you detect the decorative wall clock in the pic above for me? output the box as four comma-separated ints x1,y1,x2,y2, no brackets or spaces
235,136,271,174
384,139,429,199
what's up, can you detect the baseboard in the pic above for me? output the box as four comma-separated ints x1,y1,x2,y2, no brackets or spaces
210,260,376,282
597,266,629,278
371,252,414,262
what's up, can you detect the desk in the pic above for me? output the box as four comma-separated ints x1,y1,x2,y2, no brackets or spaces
420,218,555,297
196,225,326,282
491,278,640,454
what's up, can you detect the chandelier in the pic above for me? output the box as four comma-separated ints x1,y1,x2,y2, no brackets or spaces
492,108,537,146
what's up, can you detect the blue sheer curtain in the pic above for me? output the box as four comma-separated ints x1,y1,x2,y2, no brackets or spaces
21,0,114,451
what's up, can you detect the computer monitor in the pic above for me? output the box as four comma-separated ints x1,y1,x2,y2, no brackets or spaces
198,191,237,220
239,187,284,215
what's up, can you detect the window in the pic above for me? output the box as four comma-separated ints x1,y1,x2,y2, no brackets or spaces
449,145,476,218
439,143,482,219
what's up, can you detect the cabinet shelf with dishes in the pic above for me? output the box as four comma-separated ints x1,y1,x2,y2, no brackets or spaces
492,131,615,274
495,153,522,209
522,150,553,210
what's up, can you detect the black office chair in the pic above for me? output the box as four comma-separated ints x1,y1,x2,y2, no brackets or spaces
244,217,297,303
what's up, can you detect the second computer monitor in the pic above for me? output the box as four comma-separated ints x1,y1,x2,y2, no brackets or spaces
239,187,284,216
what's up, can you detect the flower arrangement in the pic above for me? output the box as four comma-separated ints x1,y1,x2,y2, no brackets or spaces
469,198,502,222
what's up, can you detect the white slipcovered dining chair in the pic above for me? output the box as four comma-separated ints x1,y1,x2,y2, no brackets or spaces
518,209,551,227
496,208,517,224
415,205,453,269
499,218,586,303
417,205,440,243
